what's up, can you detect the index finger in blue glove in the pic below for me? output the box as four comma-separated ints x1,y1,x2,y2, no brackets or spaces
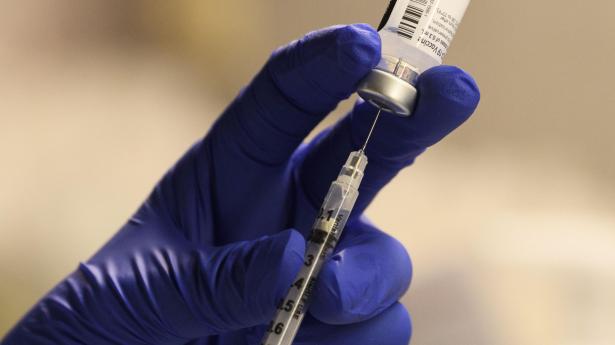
149,24,382,245
298,66,481,214
210,24,381,165
309,218,412,325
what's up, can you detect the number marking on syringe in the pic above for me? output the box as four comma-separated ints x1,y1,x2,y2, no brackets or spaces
292,208,349,318
292,277,316,319
270,210,348,329
262,181,357,345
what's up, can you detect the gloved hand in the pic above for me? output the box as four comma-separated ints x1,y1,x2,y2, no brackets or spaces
2,24,479,345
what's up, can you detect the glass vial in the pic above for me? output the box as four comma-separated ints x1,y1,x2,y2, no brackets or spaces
357,0,471,116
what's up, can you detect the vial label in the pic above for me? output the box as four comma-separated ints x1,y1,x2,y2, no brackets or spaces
390,0,470,62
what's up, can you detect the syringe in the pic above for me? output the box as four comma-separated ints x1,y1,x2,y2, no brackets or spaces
261,109,382,345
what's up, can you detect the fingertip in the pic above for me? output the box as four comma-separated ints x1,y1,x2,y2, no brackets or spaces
381,65,481,150
335,24,381,75
248,229,305,319
273,229,306,287
311,302,412,345
390,302,412,343
309,226,412,325
309,259,344,324
417,65,481,114
268,24,381,115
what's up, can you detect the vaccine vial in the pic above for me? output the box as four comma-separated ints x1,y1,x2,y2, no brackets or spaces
358,0,472,116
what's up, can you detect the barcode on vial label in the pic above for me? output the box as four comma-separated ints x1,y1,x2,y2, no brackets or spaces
398,0,428,40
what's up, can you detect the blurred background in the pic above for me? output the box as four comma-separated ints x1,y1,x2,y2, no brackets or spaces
1,0,614,344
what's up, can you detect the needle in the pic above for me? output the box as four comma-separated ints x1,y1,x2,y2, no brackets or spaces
360,108,382,153
350,108,382,184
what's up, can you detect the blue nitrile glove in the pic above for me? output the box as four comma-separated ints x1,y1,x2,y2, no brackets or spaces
2,24,479,345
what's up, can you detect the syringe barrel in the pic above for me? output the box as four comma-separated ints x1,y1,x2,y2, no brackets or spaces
261,152,367,345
